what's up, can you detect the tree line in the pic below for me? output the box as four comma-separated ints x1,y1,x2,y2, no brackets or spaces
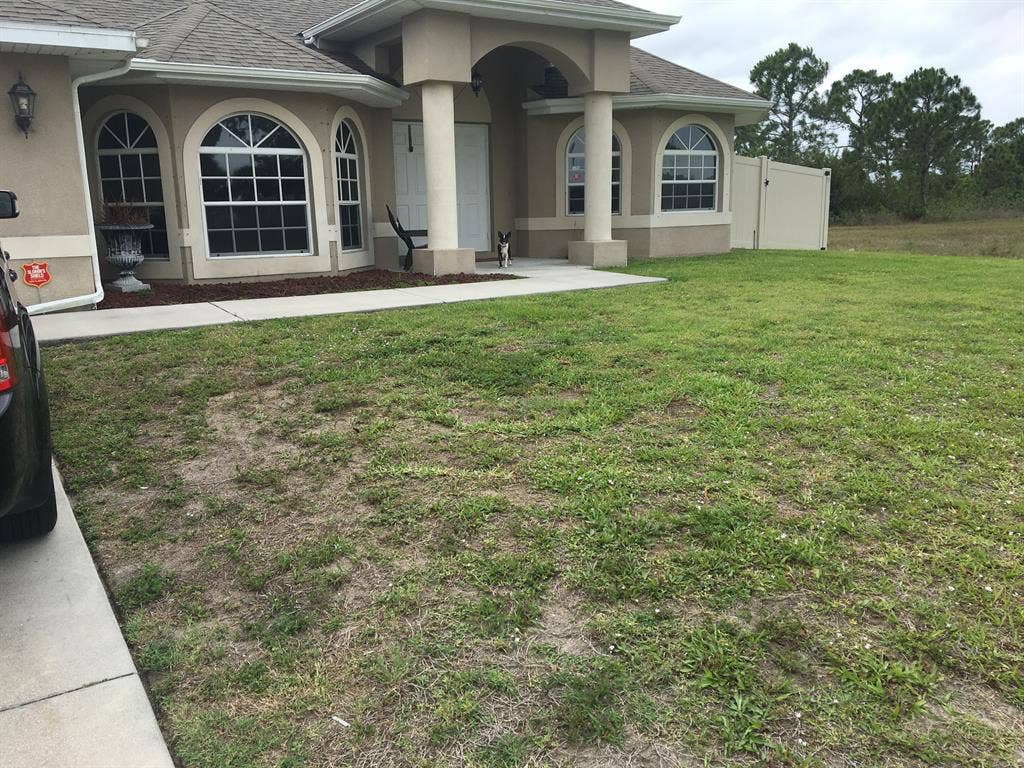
735,43,1024,223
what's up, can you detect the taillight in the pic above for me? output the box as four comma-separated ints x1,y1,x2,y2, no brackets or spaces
0,314,15,393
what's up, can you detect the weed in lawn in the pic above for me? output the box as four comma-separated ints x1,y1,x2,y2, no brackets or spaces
552,658,629,746
115,563,174,613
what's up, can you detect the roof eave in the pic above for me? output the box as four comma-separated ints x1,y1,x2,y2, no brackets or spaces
524,93,771,125
0,20,142,58
126,59,409,108
304,0,679,43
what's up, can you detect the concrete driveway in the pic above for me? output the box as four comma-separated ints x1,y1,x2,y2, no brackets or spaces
0,466,174,768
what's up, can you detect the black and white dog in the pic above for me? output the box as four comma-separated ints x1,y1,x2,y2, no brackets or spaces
496,231,512,268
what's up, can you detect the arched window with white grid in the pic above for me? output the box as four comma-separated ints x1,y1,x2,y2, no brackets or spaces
334,120,363,251
566,128,622,216
660,125,719,212
198,113,311,257
96,111,169,259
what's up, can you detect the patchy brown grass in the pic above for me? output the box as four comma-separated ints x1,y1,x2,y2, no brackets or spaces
828,217,1024,258
46,249,1024,767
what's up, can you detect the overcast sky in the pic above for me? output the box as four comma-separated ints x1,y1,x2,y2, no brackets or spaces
629,0,1024,127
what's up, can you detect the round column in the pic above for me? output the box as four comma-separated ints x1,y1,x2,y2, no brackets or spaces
421,80,460,251
583,91,614,243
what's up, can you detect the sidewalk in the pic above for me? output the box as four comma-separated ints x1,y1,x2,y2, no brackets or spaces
33,259,666,343
0,466,175,768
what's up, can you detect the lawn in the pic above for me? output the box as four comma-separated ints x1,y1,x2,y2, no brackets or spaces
45,249,1023,767
829,217,1024,259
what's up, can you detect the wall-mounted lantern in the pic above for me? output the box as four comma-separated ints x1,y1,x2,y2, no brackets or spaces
8,74,36,138
470,69,484,98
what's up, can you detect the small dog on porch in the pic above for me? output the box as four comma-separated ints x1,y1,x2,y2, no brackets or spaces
496,231,512,268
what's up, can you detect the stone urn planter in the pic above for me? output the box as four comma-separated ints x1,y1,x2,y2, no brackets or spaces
96,204,153,293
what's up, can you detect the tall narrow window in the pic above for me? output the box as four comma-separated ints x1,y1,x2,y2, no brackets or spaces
661,125,718,212
199,114,311,258
97,112,169,259
335,120,363,251
566,128,622,216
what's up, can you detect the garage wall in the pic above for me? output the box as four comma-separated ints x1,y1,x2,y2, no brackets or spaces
731,156,831,250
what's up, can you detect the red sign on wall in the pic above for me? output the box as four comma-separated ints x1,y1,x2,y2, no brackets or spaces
22,262,52,288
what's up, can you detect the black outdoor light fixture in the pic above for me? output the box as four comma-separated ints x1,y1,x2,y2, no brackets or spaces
470,68,484,97
8,73,36,138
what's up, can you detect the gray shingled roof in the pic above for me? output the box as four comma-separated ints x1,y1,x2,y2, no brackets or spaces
0,0,105,28
0,0,763,106
630,47,766,102
135,3,360,75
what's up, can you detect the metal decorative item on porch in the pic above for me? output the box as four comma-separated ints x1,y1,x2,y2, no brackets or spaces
96,204,153,293
386,204,427,272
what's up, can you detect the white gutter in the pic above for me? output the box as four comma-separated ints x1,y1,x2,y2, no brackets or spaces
303,0,679,42
27,60,135,315
126,60,408,108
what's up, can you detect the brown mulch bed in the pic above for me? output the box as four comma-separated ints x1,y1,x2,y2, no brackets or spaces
99,269,516,309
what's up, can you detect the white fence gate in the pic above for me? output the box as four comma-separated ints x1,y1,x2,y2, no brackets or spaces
731,156,831,250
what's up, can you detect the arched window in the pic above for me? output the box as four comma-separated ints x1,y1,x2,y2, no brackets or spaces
97,112,169,259
334,121,363,251
566,128,621,216
199,114,310,257
661,125,718,212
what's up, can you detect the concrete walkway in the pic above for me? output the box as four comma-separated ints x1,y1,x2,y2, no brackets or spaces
0,466,175,768
34,259,665,343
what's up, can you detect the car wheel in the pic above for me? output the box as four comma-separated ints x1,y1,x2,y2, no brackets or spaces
0,478,57,542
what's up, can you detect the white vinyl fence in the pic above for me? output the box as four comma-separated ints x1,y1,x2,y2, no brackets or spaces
731,156,831,250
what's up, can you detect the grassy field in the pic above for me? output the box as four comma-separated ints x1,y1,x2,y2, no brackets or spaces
45,249,1023,767
828,217,1024,259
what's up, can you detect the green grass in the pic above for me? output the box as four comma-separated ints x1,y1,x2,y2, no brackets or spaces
44,249,1024,767
829,217,1024,258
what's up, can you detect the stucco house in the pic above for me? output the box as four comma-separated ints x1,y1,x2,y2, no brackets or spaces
0,0,774,312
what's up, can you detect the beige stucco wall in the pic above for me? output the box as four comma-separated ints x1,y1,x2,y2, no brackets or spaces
71,55,741,282
80,83,387,282
398,9,630,95
0,54,98,303
514,108,736,259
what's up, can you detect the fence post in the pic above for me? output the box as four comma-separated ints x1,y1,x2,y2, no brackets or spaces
757,156,770,249
820,168,832,250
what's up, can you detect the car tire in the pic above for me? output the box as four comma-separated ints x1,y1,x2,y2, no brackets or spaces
0,477,57,542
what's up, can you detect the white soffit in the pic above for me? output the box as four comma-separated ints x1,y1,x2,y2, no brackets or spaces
0,20,140,57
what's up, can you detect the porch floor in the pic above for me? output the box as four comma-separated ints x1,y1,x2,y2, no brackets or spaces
33,258,666,344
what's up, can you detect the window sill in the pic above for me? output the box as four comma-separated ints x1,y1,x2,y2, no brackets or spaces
515,211,731,231
207,251,314,261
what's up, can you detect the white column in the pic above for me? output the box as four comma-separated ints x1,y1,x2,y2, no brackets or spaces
421,81,460,251
583,91,614,243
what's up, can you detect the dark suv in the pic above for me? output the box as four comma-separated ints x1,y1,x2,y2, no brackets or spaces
0,190,57,542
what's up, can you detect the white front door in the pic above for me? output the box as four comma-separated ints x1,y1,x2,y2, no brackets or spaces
393,121,491,252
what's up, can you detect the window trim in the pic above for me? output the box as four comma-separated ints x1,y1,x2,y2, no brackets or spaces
334,119,364,253
557,115,626,221
86,97,184,280
95,111,171,261
198,113,314,260
181,98,331,280
565,127,622,218
653,115,732,217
